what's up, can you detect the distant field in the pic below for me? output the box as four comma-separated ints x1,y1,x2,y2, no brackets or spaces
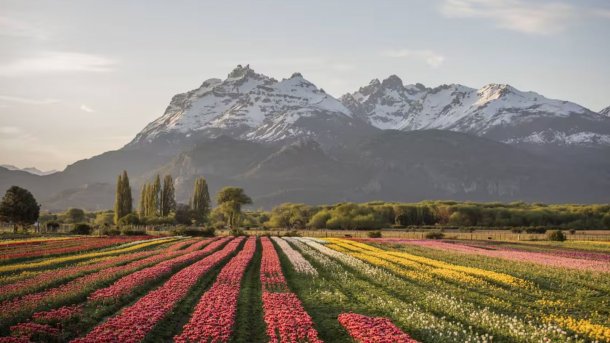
0,235,608,342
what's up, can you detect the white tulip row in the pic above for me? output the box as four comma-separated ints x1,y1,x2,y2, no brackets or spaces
271,237,318,276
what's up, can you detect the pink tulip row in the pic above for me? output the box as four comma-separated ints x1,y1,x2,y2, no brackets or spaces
260,237,323,343
0,249,158,301
32,304,83,323
338,313,419,343
271,237,318,275
10,322,59,338
71,237,241,343
0,240,191,322
0,237,146,260
88,238,219,301
394,239,610,272
174,237,257,343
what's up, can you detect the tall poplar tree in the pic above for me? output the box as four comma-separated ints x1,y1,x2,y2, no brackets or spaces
138,184,146,218
152,175,161,216
114,170,132,224
160,174,176,217
191,177,211,224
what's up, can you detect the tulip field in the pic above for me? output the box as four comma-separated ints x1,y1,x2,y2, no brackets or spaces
0,235,608,342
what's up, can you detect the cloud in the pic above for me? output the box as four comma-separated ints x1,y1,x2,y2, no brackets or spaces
381,49,445,68
0,16,48,39
80,104,94,113
439,0,576,35
0,95,60,105
0,52,116,76
0,126,22,135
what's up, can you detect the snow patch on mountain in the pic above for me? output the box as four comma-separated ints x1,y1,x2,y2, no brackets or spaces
132,65,351,144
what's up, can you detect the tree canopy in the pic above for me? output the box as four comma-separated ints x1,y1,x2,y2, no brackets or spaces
0,186,40,231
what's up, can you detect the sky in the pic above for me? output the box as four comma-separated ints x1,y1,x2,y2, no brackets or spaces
0,0,609,171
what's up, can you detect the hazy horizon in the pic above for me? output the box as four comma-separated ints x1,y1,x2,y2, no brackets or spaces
1,0,610,170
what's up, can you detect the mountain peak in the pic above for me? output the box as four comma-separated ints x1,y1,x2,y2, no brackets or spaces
381,75,403,89
600,106,610,117
227,64,259,80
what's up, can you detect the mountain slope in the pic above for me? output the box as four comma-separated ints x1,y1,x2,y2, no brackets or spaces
341,76,610,146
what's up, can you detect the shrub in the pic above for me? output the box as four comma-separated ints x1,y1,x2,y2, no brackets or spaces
71,223,92,235
547,230,566,242
367,230,382,238
46,221,60,232
282,230,301,237
120,228,146,236
172,226,216,237
425,231,445,239
525,227,547,234
229,228,246,237
118,213,140,226
569,229,576,235
96,227,120,236
511,228,523,233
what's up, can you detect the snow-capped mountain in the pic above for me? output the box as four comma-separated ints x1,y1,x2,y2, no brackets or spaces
341,75,610,146
0,164,58,176
130,66,610,149
600,106,610,117
129,65,366,150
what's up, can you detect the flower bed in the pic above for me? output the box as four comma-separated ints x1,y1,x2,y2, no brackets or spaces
174,237,256,342
272,237,317,275
71,237,241,343
260,237,322,343
338,312,419,343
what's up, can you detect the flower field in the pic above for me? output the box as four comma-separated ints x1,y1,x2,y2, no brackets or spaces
0,235,608,342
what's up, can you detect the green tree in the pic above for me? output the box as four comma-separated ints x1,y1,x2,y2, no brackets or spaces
160,175,176,217
216,187,252,228
0,186,40,233
191,177,211,224
64,208,86,223
152,175,161,215
94,212,114,226
113,170,133,224
138,184,146,218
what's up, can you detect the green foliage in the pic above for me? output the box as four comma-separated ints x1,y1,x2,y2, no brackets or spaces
45,221,60,232
0,186,40,231
71,223,92,235
229,227,247,236
265,203,311,229
307,210,331,229
191,177,211,224
547,230,566,242
117,213,140,226
367,230,382,238
94,212,114,226
160,174,176,217
120,227,146,236
174,203,193,225
63,208,86,223
113,171,132,224
171,226,216,237
216,187,252,228
425,231,445,239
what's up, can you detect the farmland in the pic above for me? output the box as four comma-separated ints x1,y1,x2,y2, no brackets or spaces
0,235,608,343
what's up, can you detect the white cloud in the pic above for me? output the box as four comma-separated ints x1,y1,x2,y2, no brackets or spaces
80,104,94,113
0,95,60,105
381,49,445,68
0,16,48,39
0,52,116,76
439,0,576,35
0,126,22,135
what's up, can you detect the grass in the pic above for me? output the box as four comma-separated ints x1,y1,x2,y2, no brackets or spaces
232,238,268,343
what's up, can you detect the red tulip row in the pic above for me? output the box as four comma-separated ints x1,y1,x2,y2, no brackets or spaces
182,237,219,252
32,304,83,323
0,237,146,260
0,249,157,301
71,237,241,343
88,238,219,301
174,237,256,343
0,240,191,323
338,313,419,343
10,322,59,339
260,237,323,343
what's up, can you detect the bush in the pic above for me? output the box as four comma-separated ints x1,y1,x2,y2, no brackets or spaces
425,231,445,239
367,230,382,238
172,226,216,237
525,227,547,234
120,228,146,236
46,221,60,232
511,228,523,233
569,229,576,235
96,227,120,236
229,228,246,237
547,230,566,242
118,213,140,226
71,223,92,235
282,230,301,237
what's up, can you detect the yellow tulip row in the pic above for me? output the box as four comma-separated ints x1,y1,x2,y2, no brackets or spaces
326,239,532,289
545,314,610,342
0,237,177,274
0,237,76,246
